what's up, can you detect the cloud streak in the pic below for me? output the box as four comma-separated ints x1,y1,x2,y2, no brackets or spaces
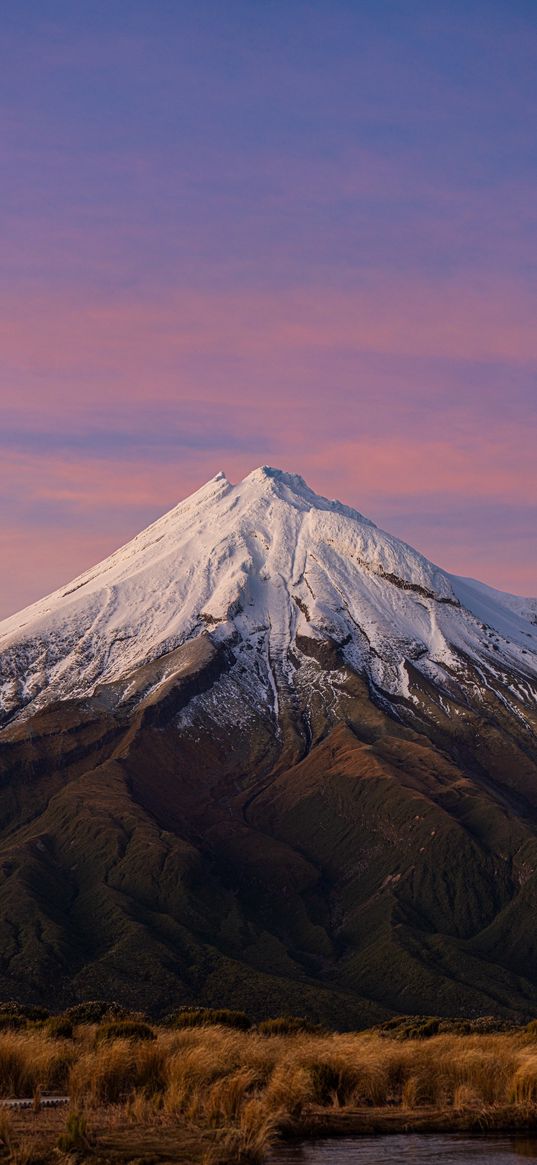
0,1,535,614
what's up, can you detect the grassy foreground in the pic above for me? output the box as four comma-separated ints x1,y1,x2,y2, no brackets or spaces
2,1018,537,1163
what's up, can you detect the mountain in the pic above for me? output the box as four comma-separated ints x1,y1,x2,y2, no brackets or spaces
0,466,536,1024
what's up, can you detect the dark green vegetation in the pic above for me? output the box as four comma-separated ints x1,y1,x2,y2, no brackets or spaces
171,1008,252,1030
257,1016,324,1036
1,634,537,1022
0,1003,522,1037
96,1020,156,1043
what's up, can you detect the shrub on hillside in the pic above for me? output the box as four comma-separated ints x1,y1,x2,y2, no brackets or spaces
375,1015,440,1040
374,1014,521,1040
96,1020,156,1043
257,1016,325,1036
440,1016,519,1036
171,1007,251,1031
0,1003,48,1021
64,1001,133,1025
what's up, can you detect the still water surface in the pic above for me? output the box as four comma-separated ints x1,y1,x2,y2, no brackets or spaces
271,1135,537,1163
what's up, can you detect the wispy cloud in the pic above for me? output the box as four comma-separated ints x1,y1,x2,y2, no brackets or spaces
1,1,536,614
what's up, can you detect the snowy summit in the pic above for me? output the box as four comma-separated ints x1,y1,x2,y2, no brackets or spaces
0,466,536,726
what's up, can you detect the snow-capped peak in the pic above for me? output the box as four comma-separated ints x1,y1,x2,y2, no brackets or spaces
241,466,376,525
0,467,536,724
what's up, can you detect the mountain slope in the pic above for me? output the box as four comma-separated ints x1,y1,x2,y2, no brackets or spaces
0,467,536,1023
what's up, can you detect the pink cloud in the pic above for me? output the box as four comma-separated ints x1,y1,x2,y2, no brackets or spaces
1,276,535,615
306,431,536,507
0,448,257,514
1,277,535,413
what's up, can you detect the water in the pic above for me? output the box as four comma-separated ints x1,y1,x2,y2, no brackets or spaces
270,1135,537,1163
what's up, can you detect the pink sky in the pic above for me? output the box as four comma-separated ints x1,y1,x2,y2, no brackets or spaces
1,2,536,616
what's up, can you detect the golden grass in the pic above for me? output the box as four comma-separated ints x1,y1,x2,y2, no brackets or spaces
0,1031,75,1097
1,1023,537,1161
69,1037,167,1105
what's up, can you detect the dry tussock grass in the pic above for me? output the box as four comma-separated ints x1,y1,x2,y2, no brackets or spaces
69,1037,166,1105
0,1031,75,1097
509,1051,537,1104
1,1022,537,1162
54,1026,537,1128
203,1097,282,1165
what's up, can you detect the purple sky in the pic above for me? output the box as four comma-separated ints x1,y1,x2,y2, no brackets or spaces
1,0,536,617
